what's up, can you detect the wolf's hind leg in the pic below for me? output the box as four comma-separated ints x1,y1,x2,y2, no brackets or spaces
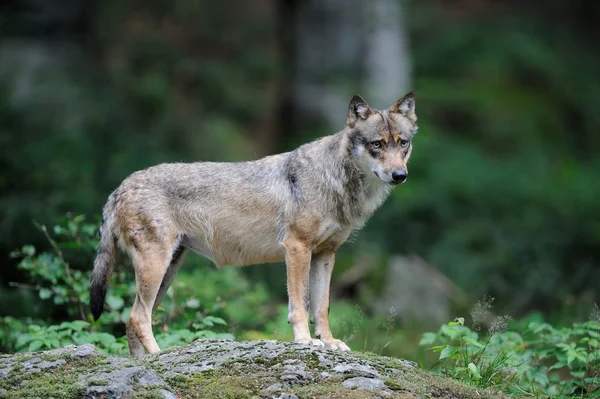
310,251,350,351
126,319,145,357
128,245,172,356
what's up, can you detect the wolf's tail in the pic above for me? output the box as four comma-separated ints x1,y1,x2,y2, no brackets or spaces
90,192,118,321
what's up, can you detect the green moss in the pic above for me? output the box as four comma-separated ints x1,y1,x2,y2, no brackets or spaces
7,353,34,363
167,369,274,399
385,378,405,391
223,357,251,365
40,352,67,362
384,364,499,399
164,373,190,388
157,345,502,398
163,360,288,399
130,387,172,399
1,341,505,398
337,351,503,399
0,351,116,399
252,356,267,364
298,351,324,370
290,379,380,399
2,368,84,399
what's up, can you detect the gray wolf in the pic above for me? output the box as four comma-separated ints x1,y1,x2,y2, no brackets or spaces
90,92,418,356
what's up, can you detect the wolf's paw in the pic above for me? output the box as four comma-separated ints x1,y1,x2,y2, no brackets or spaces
294,338,325,347
321,338,351,351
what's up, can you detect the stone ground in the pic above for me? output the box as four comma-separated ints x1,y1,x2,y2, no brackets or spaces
0,339,505,398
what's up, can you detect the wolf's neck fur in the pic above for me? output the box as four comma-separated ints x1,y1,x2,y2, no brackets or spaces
292,129,392,227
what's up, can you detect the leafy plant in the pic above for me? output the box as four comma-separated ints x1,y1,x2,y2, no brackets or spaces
14,320,128,354
9,215,100,320
524,319,600,397
420,317,520,389
420,305,600,397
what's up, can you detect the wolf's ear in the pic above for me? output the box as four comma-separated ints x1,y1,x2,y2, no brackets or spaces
390,92,416,120
347,95,373,127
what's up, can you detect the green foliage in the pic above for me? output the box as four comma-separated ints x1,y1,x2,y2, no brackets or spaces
9,215,100,320
2,215,233,355
420,311,600,397
12,319,127,354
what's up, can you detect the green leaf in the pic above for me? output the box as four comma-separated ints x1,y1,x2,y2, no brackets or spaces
48,337,60,348
445,328,458,339
439,346,458,360
203,316,226,325
28,340,44,352
69,320,90,332
549,361,567,370
419,332,437,346
23,245,36,256
468,362,481,379
463,336,485,349
16,334,32,348
570,370,585,379
58,330,71,339
98,333,116,348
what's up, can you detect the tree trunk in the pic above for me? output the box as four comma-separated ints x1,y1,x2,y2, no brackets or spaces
284,0,411,132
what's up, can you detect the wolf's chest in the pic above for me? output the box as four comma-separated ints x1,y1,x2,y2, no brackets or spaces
345,181,392,227
314,219,343,245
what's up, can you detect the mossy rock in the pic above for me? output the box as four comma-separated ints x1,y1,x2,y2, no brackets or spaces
0,339,504,398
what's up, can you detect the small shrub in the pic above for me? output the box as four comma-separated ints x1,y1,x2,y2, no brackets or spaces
420,301,600,397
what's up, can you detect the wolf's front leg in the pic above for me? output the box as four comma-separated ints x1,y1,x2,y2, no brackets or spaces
309,251,351,351
282,233,324,347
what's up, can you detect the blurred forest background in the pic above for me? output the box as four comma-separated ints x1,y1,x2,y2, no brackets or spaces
0,0,599,370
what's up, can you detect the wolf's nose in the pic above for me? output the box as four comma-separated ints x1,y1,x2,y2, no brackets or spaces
392,170,407,183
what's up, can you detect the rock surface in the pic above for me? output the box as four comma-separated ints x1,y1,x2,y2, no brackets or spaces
0,339,502,398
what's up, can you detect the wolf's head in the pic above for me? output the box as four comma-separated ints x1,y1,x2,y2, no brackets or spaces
346,92,417,185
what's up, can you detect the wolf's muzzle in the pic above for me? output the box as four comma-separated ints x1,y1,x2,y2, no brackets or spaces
391,170,408,184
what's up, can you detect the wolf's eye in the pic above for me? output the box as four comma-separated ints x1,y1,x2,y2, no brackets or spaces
400,140,410,148
371,140,383,149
